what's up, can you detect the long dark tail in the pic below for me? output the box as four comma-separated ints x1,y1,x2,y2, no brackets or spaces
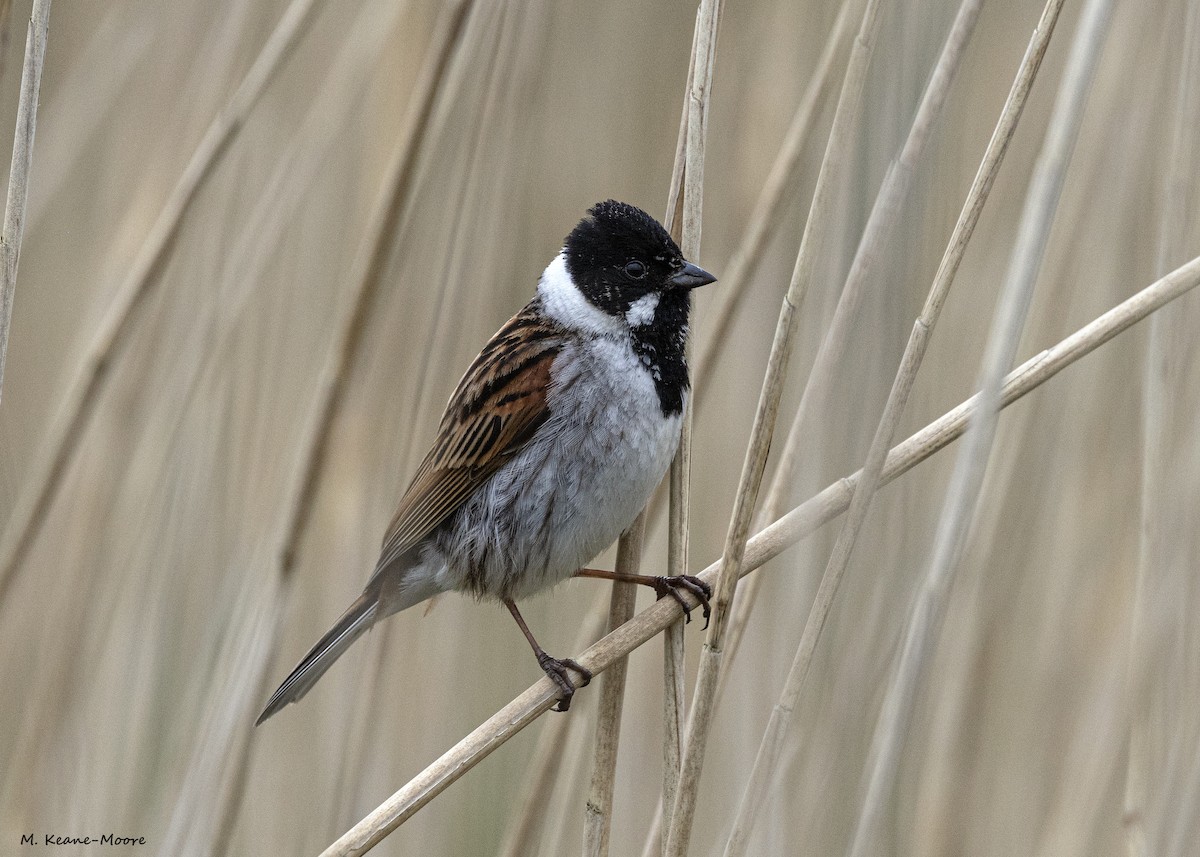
256,591,378,725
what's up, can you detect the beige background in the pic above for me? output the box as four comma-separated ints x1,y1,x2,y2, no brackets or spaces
0,0,1197,854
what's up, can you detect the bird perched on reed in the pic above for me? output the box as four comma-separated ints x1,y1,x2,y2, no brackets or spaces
258,200,716,723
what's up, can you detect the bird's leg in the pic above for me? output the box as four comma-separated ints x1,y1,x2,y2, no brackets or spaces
504,598,592,712
574,568,712,628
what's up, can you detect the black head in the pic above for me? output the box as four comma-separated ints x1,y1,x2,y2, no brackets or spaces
562,200,716,318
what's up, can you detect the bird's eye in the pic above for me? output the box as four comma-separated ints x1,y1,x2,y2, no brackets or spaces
624,260,647,280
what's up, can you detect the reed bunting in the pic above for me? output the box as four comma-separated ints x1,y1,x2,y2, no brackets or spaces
258,200,717,722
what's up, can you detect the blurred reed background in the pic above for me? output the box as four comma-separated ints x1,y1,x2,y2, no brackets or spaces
0,0,1198,855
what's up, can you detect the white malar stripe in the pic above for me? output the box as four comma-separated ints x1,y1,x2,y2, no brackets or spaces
624,292,659,327
538,251,625,337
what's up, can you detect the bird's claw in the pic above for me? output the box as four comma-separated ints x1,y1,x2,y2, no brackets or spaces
652,575,713,629
537,653,592,712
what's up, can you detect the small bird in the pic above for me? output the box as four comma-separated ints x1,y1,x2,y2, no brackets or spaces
258,200,716,723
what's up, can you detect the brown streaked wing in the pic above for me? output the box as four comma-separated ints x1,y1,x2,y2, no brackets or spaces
370,302,564,579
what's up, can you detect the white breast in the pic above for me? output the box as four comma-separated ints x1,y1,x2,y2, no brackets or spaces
535,336,683,581
433,325,683,601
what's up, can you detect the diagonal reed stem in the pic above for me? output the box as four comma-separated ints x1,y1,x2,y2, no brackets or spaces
640,10,858,853
496,607,607,857
723,0,1063,851
663,2,886,854
846,1,1114,853
319,248,1200,856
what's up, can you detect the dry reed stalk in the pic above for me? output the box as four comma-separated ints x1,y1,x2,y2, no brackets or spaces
584,3,721,851
653,0,857,775
695,0,856,680
0,0,326,599
723,0,1063,851
690,6,852,702
759,0,987,523
633,12,862,849
659,609,685,846
665,1,721,845
661,151,692,857
662,452,688,847
0,0,51,406
497,607,609,857
692,0,856,386
637,14,857,839
317,250,1200,857
1124,0,1200,851
583,530,641,857
663,2,885,854
658,16,705,849
679,0,719,258
846,1,1114,852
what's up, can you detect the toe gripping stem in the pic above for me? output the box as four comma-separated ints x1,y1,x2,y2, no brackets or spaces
536,652,592,712
652,575,713,629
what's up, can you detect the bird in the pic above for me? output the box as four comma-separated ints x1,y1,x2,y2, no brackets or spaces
257,200,717,723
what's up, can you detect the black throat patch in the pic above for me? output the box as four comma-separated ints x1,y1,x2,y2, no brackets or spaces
629,290,691,417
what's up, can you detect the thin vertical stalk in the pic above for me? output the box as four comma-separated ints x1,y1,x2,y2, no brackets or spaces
641,6,858,845
660,26,696,849
582,539,640,857
496,606,608,857
693,0,855,386
664,2,886,855
0,0,52,405
666,0,722,843
846,1,1114,853
584,2,721,853
723,0,1063,851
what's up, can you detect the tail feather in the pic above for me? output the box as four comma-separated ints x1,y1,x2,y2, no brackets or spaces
256,592,378,725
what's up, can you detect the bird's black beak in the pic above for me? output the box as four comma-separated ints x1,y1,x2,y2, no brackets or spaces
667,261,717,290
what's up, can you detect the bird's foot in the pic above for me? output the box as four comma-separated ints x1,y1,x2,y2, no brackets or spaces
536,652,592,712
651,575,713,628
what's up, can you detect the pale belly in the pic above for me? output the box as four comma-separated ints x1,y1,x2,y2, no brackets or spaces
432,337,684,600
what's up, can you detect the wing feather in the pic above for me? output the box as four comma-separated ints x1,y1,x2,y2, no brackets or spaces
370,303,563,579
